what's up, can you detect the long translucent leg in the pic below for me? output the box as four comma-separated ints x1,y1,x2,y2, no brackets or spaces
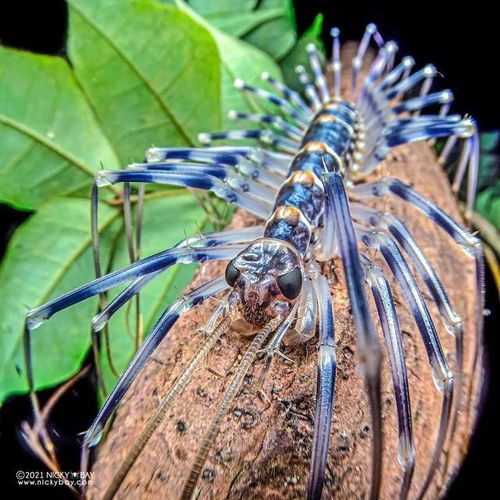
352,204,465,455
321,172,382,500
306,43,330,103
375,56,415,94
228,110,304,141
438,135,457,165
127,162,276,204
362,259,415,500
146,146,285,189
295,65,322,111
351,204,463,334
330,27,341,98
176,225,264,248
103,294,235,500
384,65,438,101
352,177,485,413
355,226,454,499
26,244,246,329
358,42,398,110
96,169,273,219
350,178,482,258
307,273,336,500
352,24,379,96
391,90,454,115
84,275,229,447
181,315,284,499
413,68,436,117
147,145,293,176
93,227,264,331
362,116,475,174
260,71,312,116
198,128,298,155
233,78,310,125
453,131,480,216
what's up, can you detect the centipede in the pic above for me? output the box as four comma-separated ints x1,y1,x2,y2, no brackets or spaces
23,22,484,500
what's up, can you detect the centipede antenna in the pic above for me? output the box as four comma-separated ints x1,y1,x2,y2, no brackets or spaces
330,27,341,98
182,315,283,499
104,300,234,500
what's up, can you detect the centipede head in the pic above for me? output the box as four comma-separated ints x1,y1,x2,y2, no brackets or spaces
224,238,303,333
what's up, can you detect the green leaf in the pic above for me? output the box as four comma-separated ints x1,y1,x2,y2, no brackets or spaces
0,0,287,404
98,194,219,391
280,13,325,92
240,0,296,61
186,0,296,61
177,2,283,129
0,199,120,403
476,185,500,229
68,0,221,163
0,47,120,210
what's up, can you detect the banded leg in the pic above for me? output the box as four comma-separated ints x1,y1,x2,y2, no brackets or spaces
330,27,341,98
361,257,415,500
375,56,415,94
84,275,229,446
321,172,383,500
146,145,293,177
125,162,276,204
306,43,330,103
103,293,236,500
227,110,304,142
26,244,245,329
352,24,381,96
351,177,485,429
260,71,312,117
92,226,265,332
355,226,454,499
233,78,310,126
308,272,336,500
352,204,465,454
95,168,273,219
295,65,322,111
198,127,298,155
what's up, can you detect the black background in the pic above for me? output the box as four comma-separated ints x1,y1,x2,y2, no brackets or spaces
0,1,497,498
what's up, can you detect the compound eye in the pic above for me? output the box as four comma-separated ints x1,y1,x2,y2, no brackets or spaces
225,260,240,287
277,267,303,299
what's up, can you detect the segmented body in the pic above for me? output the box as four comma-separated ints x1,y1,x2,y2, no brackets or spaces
24,24,484,500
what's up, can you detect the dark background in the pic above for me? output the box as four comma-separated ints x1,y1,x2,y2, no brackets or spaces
0,1,497,498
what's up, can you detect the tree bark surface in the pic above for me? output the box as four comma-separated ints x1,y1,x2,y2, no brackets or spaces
88,44,483,499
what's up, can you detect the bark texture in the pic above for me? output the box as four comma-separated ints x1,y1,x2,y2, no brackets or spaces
88,44,483,499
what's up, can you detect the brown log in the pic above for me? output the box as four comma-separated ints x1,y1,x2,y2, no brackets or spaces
88,44,483,499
